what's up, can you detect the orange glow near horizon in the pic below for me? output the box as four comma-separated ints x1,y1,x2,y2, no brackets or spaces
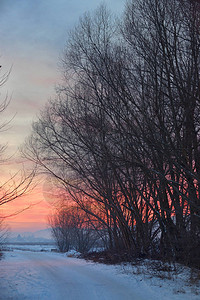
1,185,55,233
0,158,68,234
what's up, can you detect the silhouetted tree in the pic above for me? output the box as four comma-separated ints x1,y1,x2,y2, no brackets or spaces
24,1,200,266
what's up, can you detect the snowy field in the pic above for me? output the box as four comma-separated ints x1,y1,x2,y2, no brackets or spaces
3,243,56,252
0,249,199,300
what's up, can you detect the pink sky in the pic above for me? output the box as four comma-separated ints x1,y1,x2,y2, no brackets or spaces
0,0,123,233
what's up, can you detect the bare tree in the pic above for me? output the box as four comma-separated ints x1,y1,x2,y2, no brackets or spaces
0,217,9,252
24,1,200,266
49,205,101,253
0,65,36,208
118,0,200,264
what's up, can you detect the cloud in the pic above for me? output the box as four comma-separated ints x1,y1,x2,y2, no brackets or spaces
0,0,124,232
0,0,125,158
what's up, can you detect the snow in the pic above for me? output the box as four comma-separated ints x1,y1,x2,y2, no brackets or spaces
65,249,81,258
0,250,199,300
3,243,56,252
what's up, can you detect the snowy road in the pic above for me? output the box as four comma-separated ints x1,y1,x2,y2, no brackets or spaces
0,251,144,300
1,250,199,300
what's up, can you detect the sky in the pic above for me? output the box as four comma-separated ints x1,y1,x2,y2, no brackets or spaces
0,0,124,233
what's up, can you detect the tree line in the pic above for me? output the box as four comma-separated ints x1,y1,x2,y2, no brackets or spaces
24,0,200,267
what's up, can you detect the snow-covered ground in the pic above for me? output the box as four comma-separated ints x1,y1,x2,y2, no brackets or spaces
3,243,56,252
0,250,199,300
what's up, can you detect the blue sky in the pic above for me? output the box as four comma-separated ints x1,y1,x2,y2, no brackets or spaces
0,0,124,152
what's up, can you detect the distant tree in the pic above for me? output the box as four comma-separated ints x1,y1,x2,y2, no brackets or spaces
49,205,100,253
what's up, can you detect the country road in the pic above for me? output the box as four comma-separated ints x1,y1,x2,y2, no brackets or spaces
0,250,198,300
0,250,144,300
